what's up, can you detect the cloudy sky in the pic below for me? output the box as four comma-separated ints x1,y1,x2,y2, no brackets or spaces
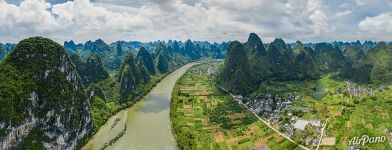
1,0,392,44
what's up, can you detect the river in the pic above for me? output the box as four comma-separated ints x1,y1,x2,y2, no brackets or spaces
82,63,197,150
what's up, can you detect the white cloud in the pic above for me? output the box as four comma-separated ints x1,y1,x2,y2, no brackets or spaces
359,12,392,33
52,0,155,31
0,0,391,43
0,0,59,32
356,0,365,6
307,0,329,35
335,10,352,17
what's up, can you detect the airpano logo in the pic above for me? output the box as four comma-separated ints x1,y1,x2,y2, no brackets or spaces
348,135,386,146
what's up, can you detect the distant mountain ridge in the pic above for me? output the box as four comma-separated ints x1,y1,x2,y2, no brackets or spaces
62,39,229,71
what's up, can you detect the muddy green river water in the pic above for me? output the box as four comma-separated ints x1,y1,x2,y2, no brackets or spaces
82,63,196,150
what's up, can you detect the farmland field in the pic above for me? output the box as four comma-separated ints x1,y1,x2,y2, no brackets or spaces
170,61,300,150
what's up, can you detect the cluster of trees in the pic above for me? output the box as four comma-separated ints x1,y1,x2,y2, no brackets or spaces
209,100,256,129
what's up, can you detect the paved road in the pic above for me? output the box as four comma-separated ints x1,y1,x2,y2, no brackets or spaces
316,117,330,150
217,85,310,150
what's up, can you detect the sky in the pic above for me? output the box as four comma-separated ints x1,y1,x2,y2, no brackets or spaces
1,0,392,44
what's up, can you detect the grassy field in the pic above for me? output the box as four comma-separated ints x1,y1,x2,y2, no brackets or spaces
171,62,300,150
253,72,392,149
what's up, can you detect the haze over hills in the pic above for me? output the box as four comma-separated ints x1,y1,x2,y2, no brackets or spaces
58,39,229,71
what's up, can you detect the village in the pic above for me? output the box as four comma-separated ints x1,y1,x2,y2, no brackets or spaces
234,94,326,148
201,61,390,149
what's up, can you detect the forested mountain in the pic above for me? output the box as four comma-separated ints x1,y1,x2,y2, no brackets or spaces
0,36,221,148
84,39,111,53
218,41,255,95
119,52,144,102
136,47,155,75
156,50,169,73
219,33,322,94
1,34,390,149
0,37,92,149
343,46,366,62
218,33,392,95
312,43,346,71
0,44,6,60
0,43,15,61
340,42,392,84
63,39,228,71
220,33,363,93
70,53,109,85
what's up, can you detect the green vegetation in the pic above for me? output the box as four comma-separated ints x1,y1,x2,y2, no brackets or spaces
340,42,392,84
156,50,169,73
0,43,6,60
2,33,391,150
1,36,195,149
70,53,109,85
78,43,193,147
118,52,144,102
219,33,321,95
321,82,392,149
171,62,298,150
0,37,92,149
14,127,48,150
86,74,164,132
252,72,391,149
137,58,151,83
312,42,346,71
218,41,255,95
0,63,34,125
136,47,156,75
218,33,392,149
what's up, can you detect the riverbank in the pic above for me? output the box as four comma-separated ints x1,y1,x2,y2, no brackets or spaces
77,62,193,149
81,63,197,150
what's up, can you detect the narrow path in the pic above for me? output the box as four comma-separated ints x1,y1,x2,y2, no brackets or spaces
316,117,330,150
217,85,310,150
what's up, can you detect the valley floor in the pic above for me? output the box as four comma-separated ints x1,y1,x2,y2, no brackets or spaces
248,73,392,149
171,61,392,150
170,61,299,150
